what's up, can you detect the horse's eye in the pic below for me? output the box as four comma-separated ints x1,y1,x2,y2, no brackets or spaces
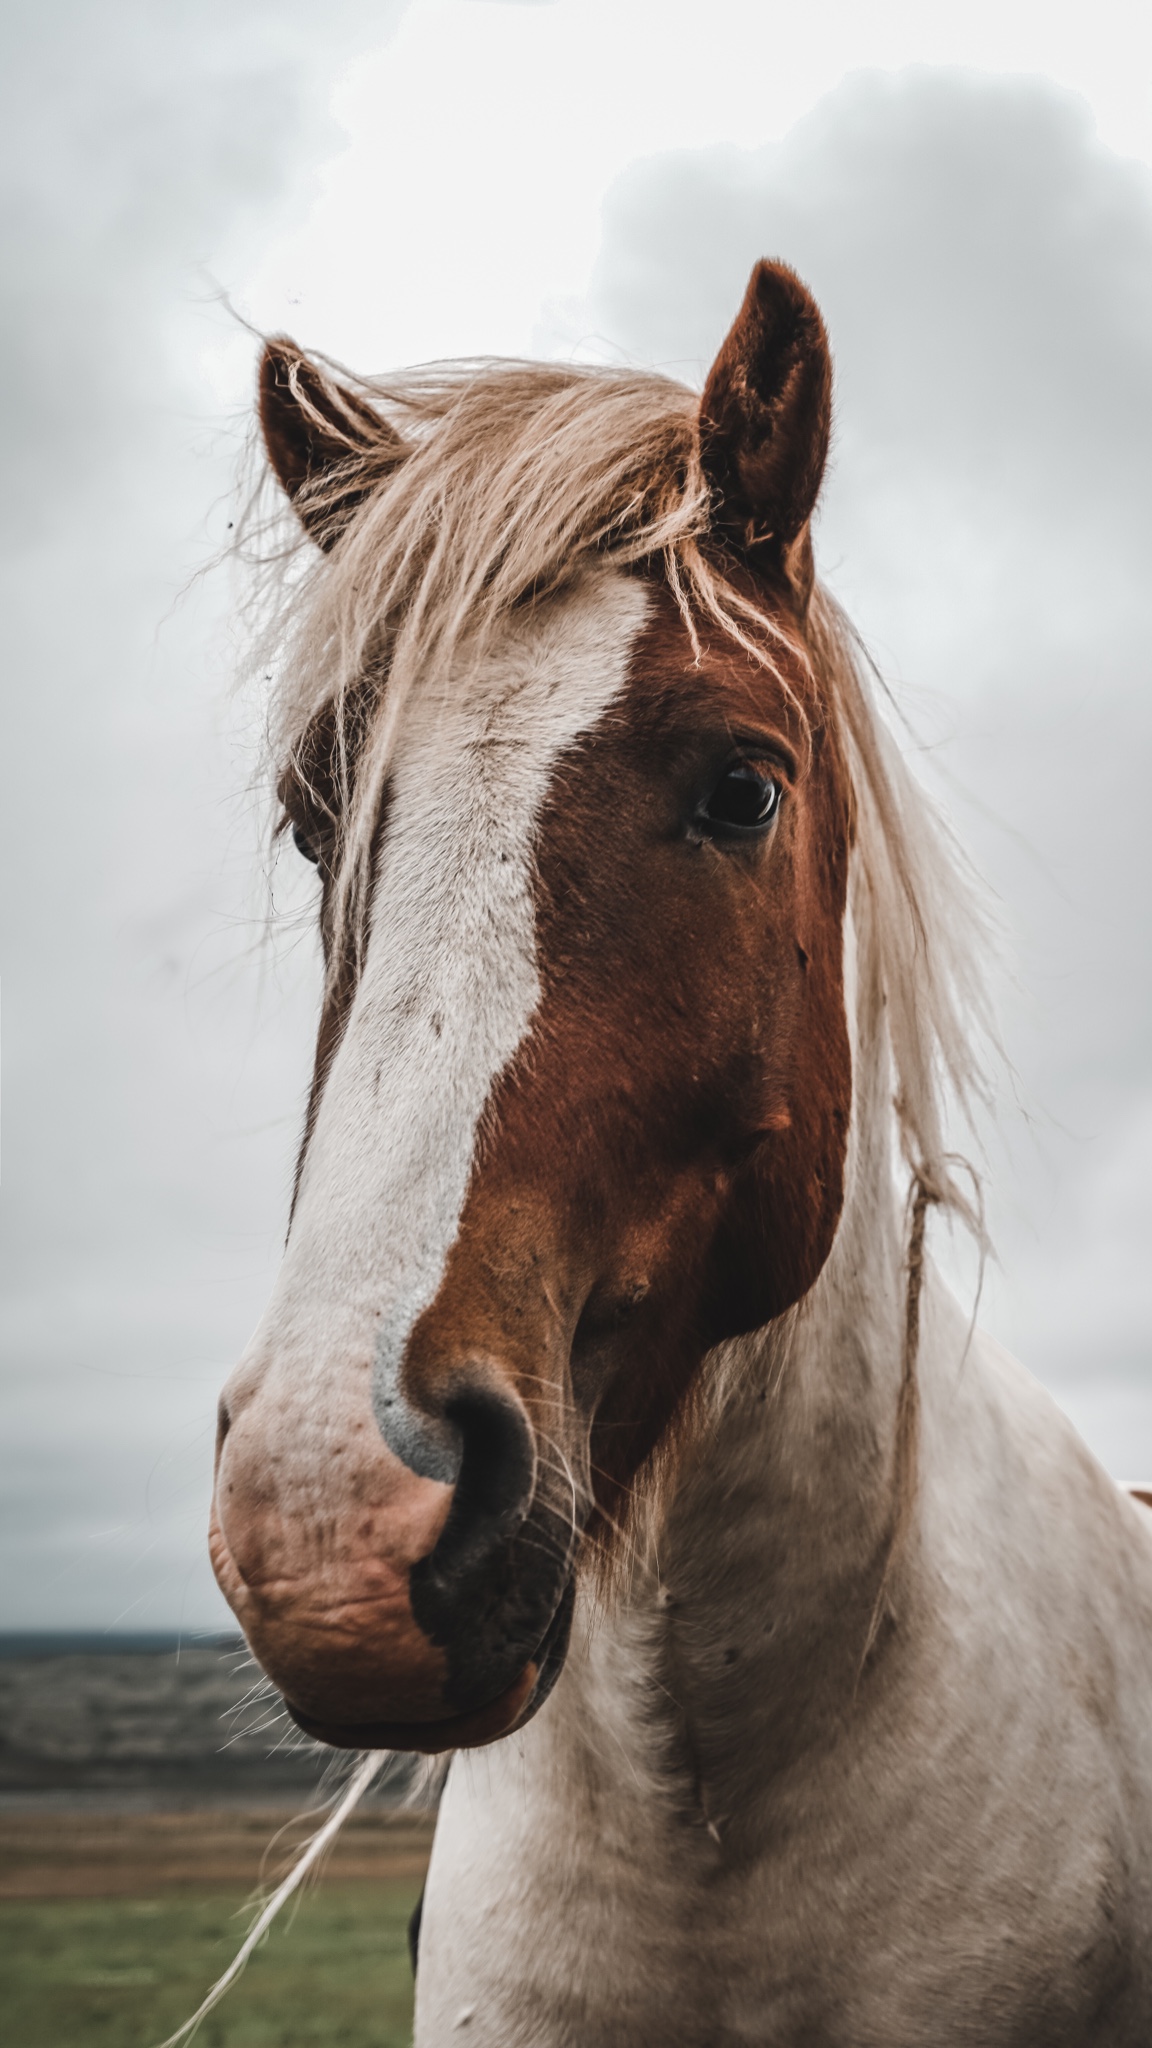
699,762,782,835
292,823,320,864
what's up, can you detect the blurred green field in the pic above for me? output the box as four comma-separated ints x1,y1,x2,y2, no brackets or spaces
0,1880,421,2048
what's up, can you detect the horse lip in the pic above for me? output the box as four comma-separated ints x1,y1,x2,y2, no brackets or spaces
286,1662,539,1754
284,1574,577,1755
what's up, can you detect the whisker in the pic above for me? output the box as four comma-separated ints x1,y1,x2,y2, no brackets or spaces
154,1753,387,2048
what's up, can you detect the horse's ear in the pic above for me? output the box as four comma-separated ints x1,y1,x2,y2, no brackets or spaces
259,340,408,551
699,261,832,605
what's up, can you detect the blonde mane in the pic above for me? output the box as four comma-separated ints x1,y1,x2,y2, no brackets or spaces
245,349,995,1233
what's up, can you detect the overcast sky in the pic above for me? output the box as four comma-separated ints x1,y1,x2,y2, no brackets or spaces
2,0,1150,1630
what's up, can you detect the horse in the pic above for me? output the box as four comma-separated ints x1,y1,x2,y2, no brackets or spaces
208,261,1152,2045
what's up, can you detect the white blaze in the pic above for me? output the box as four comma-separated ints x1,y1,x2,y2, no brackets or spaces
254,570,648,1431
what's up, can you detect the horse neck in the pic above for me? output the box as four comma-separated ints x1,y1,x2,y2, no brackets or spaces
578,966,918,1812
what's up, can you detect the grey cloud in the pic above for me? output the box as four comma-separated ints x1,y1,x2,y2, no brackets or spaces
0,1,410,1628
2,2,405,533
588,71,1152,589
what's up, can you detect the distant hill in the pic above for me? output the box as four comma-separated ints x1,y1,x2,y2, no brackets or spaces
0,1636,399,1802
0,1632,243,1660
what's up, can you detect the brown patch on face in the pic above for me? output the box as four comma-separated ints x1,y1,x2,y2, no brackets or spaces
402,575,852,1545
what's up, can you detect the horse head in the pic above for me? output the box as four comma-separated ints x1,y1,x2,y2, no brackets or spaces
209,263,854,1751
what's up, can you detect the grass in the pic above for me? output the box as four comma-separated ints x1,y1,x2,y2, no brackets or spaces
0,1880,421,2048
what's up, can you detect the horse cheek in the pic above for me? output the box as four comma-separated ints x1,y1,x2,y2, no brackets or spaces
705,1006,851,1337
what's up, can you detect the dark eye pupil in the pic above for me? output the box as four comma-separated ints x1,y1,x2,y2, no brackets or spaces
703,763,781,831
292,823,320,864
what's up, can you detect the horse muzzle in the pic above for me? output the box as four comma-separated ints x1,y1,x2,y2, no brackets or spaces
209,1358,577,1753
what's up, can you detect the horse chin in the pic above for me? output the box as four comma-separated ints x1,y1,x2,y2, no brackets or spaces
283,1575,577,1756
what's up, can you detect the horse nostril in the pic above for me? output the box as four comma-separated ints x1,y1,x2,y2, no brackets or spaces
215,1398,232,1456
429,1384,536,1580
373,1354,537,1579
